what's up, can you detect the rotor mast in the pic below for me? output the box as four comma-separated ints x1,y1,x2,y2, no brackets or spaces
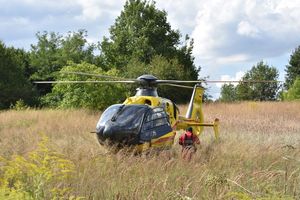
135,74,158,97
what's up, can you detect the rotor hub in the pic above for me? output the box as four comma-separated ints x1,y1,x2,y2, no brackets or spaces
137,74,158,88
135,75,158,97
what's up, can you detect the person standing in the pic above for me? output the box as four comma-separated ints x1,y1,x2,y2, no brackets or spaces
179,127,200,161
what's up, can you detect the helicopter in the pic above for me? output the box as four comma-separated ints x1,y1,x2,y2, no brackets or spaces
93,74,220,152
35,73,281,153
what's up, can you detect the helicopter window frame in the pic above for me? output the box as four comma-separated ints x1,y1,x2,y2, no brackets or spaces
145,111,167,122
142,107,171,131
139,107,173,141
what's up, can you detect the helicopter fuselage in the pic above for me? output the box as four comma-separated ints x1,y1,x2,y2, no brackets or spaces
96,95,178,152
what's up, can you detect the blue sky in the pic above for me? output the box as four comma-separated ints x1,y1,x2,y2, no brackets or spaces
1,0,300,98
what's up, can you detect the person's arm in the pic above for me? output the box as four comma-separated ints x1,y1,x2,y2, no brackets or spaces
193,135,201,145
179,134,184,145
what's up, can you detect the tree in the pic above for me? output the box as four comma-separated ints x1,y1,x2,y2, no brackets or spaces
285,46,300,89
100,0,199,80
219,84,237,102
284,77,300,100
30,30,97,95
60,30,96,66
42,62,127,109
236,61,279,101
0,41,37,109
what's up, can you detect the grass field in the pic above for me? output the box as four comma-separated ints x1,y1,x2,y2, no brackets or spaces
0,102,299,199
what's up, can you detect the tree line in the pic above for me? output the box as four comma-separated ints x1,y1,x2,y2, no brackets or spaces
219,48,300,102
1,0,300,110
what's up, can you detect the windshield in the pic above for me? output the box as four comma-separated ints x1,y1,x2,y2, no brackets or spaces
97,104,122,127
112,105,147,128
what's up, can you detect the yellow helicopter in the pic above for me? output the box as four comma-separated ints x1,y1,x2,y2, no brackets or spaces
94,74,220,152
35,73,280,153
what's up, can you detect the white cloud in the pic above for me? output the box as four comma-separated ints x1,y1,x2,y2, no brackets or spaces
216,71,245,88
76,0,103,20
192,0,300,66
155,0,200,31
75,0,126,21
237,21,260,38
216,54,249,64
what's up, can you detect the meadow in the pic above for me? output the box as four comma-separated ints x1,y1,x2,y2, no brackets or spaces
0,102,299,199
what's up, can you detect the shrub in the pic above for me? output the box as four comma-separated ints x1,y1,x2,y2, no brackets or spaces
0,135,82,200
10,99,29,110
284,77,300,100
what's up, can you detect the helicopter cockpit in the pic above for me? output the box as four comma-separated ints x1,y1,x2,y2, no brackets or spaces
96,104,172,146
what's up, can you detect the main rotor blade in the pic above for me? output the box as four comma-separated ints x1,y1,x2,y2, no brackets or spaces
34,80,136,84
156,80,205,83
206,80,283,83
157,80,283,84
161,83,194,89
60,71,135,81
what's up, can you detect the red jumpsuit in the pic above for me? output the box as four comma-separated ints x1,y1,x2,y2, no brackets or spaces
179,131,200,160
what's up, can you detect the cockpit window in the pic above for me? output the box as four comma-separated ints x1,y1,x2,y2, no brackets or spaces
112,105,147,127
146,107,166,121
140,107,172,141
97,104,122,127
96,104,149,133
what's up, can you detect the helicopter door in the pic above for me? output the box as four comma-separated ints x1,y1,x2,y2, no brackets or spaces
139,107,172,142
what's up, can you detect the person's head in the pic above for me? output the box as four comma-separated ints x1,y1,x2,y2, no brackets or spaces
187,127,193,133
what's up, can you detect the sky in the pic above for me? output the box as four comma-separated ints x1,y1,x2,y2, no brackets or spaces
1,0,300,98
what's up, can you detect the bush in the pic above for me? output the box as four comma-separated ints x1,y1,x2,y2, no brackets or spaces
42,62,127,110
10,99,29,110
284,77,300,100
0,135,81,199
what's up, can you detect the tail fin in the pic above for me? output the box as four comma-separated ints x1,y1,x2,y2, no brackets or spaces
181,84,220,140
185,84,205,135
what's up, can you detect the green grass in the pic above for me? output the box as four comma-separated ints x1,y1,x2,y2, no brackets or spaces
0,102,299,199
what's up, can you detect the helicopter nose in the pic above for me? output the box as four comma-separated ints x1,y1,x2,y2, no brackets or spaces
96,125,116,138
96,124,138,145
96,126,106,144
103,126,114,138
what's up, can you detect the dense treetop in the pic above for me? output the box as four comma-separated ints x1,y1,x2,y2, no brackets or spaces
285,46,300,89
0,41,37,109
100,0,199,79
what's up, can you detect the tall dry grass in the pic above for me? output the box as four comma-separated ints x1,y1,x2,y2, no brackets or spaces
0,102,299,199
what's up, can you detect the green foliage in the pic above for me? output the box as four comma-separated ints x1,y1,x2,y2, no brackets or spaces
220,84,237,102
0,135,79,200
101,0,179,67
100,0,199,84
285,46,300,89
236,61,279,101
284,77,300,100
30,30,97,95
0,41,37,109
42,62,127,109
60,30,96,65
11,99,29,110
